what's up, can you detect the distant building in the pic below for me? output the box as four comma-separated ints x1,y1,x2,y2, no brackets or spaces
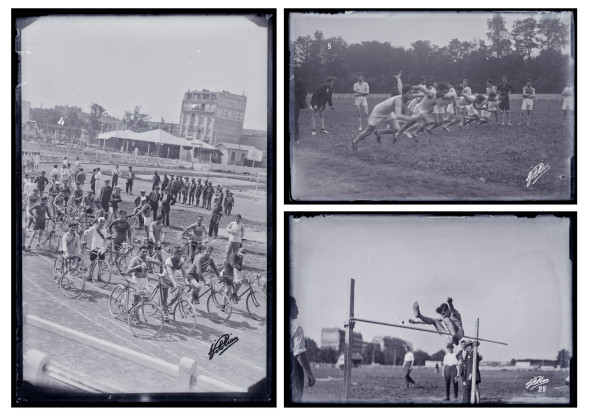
321,328,364,363
215,142,265,167
179,89,247,145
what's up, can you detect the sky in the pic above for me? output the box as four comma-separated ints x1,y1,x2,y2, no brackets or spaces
289,215,573,363
290,11,574,53
18,14,269,130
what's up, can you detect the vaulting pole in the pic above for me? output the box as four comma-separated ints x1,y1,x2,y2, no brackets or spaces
343,278,355,403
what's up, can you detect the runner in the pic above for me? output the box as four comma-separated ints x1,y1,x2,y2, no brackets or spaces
517,79,536,126
353,72,370,131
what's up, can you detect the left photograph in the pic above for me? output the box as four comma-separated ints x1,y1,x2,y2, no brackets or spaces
14,10,274,405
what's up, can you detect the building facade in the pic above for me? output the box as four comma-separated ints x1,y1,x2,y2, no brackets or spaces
178,89,247,146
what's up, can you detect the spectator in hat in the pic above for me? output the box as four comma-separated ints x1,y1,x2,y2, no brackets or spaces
95,167,103,187
442,343,459,401
290,296,316,402
76,168,86,187
99,179,112,212
134,190,147,228
125,166,135,195
90,168,97,194
459,339,482,404
111,164,121,187
152,170,161,190
161,173,170,191
148,186,161,219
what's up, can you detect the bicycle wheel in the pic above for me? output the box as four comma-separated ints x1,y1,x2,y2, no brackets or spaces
207,291,232,324
60,269,85,299
128,301,164,339
48,232,59,254
109,285,132,319
246,290,266,321
173,299,197,335
91,260,112,288
53,256,64,281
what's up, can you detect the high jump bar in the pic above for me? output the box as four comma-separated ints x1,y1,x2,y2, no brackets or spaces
350,317,508,346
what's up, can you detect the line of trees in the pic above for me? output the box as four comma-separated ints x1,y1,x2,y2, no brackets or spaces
30,103,153,142
292,13,573,94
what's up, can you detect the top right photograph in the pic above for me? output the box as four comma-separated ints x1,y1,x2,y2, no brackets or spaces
287,10,575,203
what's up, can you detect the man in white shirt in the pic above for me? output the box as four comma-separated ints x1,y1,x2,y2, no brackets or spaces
82,217,109,266
402,345,415,388
225,214,245,258
290,296,316,402
353,72,370,131
442,343,459,401
561,79,574,126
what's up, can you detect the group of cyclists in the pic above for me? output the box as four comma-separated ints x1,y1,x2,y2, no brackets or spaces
23,157,254,324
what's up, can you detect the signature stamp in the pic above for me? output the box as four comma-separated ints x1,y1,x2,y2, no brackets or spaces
208,333,239,360
526,162,550,187
525,375,550,392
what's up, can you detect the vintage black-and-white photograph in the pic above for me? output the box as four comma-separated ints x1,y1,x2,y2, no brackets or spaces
15,11,273,404
287,214,575,405
287,10,575,202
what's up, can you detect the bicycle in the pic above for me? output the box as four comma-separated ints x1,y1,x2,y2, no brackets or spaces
165,236,205,266
32,219,59,253
180,276,232,324
108,275,164,339
110,273,195,336
219,272,267,321
59,247,113,298
106,238,134,274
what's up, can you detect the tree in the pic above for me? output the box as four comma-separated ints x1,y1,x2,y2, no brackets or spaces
430,349,446,361
319,347,339,364
88,103,107,140
537,16,569,52
487,13,512,59
414,350,431,366
511,18,539,59
123,105,151,132
556,349,571,368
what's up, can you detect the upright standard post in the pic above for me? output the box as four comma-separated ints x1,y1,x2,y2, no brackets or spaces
343,278,355,403
471,318,479,404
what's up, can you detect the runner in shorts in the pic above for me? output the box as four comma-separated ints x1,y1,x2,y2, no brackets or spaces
518,79,536,126
353,72,369,131
561,79,574,126
497,74,513,125
27,196,52,249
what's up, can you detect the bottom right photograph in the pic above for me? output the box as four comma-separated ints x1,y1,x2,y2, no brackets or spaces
286,213,575,406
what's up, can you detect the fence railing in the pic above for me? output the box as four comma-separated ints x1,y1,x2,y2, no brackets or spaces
23,314,244,393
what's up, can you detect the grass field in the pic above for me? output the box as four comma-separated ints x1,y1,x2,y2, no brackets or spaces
291,96,574,201
299,366,571,405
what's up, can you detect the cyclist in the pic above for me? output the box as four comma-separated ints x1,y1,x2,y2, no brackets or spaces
183,216,208,260
25,187,41,230
52,187,68,221
124,245,163,305
92,198,106,226
81,217,109,280
162,246,189,321
132,196,153,238
108,209,132,272
60,222,82,281
221,247,245,303
149,215,165,253
27,196,53,250
71,182,84,209
187,244,222,304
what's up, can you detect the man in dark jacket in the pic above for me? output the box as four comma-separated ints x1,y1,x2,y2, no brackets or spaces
290,75,308,143
148,186,161,219
460,340,482,404
99,179,113,212
310,77,335,136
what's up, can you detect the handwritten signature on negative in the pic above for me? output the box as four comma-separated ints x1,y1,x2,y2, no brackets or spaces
525,375,550,391
526,162,550,187
208,334,239,360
